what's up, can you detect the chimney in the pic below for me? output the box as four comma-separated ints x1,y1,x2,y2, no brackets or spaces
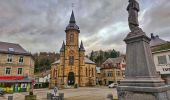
151,33,154,39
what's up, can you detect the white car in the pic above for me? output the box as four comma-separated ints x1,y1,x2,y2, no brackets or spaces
108,83,118,88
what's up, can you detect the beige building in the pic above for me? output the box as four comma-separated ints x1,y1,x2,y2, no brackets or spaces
150,33,170,84
100,56,126,85
0,41,34,92
50,11,96,88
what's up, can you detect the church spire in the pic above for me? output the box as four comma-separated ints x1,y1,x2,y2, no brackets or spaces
69,10,76,23
60,41,65,52
65,10,80,33
79,40,85,51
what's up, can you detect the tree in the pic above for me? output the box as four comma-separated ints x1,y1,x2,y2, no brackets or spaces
88,49,121,66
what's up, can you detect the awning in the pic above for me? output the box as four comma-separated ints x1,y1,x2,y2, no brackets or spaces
0,79,32,83
0,76,32,83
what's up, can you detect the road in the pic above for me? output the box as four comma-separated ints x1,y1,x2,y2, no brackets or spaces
0,87,118,100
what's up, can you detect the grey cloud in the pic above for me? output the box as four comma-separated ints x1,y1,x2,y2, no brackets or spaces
143,0,170,40
0,0,169,54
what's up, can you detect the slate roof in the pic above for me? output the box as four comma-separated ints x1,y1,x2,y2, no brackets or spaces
65,10,80,33
103,56,124,65
150,33,167,47
84,57,95,64
52,60,60,64
0,41,31,55
52,57,95,65
60,41,65,52
79,41,85,51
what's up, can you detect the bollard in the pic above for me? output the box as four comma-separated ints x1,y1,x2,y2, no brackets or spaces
52,96,60,100
47,93,51,100
8,96,13,100
51,93,54,100
59,93,64,100
107,94,113,100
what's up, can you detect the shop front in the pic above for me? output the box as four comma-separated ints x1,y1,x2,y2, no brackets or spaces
0,76,33,93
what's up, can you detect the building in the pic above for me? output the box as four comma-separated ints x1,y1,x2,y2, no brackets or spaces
96,67,102,85
50,11,96,88
150,33,170,84
35,70,50,88
100,56,126,85
0,41,34,92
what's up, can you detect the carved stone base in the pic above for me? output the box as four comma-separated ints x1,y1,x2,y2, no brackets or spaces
117,86,170,100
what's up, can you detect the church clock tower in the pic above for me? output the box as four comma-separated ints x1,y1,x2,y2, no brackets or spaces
50,10,96,88
64,10,80,85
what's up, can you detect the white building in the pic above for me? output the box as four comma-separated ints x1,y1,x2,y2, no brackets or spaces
150,33,170,84
35,70,51,87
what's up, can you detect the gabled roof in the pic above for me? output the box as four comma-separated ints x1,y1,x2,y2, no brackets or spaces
150,33,167,47
103,56,124,65
0,41,31,55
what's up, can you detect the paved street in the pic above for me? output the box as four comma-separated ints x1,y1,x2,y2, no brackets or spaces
0,87,117,100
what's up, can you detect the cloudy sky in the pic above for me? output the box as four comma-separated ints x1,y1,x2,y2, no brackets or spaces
0,0,169,54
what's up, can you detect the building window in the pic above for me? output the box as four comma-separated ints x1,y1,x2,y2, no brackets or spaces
107,71,113,77
158,56,167,64
19,56,24,63
70,34,74,42
18,68,22,75
6,67,11,75
69,56,74,65
117,71,121,76
7,55,12,63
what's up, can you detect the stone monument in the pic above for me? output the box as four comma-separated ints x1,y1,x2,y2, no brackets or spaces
117,0,170,100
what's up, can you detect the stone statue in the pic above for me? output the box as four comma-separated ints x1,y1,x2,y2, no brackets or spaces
54,86,58,96
127,0,140,32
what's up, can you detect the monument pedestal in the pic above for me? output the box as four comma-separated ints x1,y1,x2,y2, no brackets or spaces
117,30,170,100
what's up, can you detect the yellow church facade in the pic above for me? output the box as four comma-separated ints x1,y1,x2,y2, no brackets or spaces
50,11,96,88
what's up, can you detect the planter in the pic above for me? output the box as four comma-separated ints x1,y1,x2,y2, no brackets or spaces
25,95,37,100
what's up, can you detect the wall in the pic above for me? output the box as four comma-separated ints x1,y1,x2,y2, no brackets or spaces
0,53,34,77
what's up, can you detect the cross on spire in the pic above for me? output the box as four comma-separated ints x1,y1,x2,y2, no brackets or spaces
72,3,75,9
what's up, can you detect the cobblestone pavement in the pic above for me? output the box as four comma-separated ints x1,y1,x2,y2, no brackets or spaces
0,87,117,100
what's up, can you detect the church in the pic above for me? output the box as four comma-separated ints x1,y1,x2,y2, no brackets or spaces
50,11,96,88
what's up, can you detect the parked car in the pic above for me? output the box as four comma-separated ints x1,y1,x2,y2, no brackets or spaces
0,88,5,95
108,83,118,88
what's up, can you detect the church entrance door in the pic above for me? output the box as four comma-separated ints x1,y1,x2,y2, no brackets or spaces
68,72,75,85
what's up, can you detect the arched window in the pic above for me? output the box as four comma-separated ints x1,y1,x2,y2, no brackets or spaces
70,34,74,42
92,68,93,77
58,69,60,77
53,69,55,78
69,56,74,65
86,68,87,76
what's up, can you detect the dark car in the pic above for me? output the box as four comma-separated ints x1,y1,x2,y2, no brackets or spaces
0,88,5,95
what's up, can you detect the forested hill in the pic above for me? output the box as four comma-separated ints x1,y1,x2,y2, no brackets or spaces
88,49,121,67
33,52,60,73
